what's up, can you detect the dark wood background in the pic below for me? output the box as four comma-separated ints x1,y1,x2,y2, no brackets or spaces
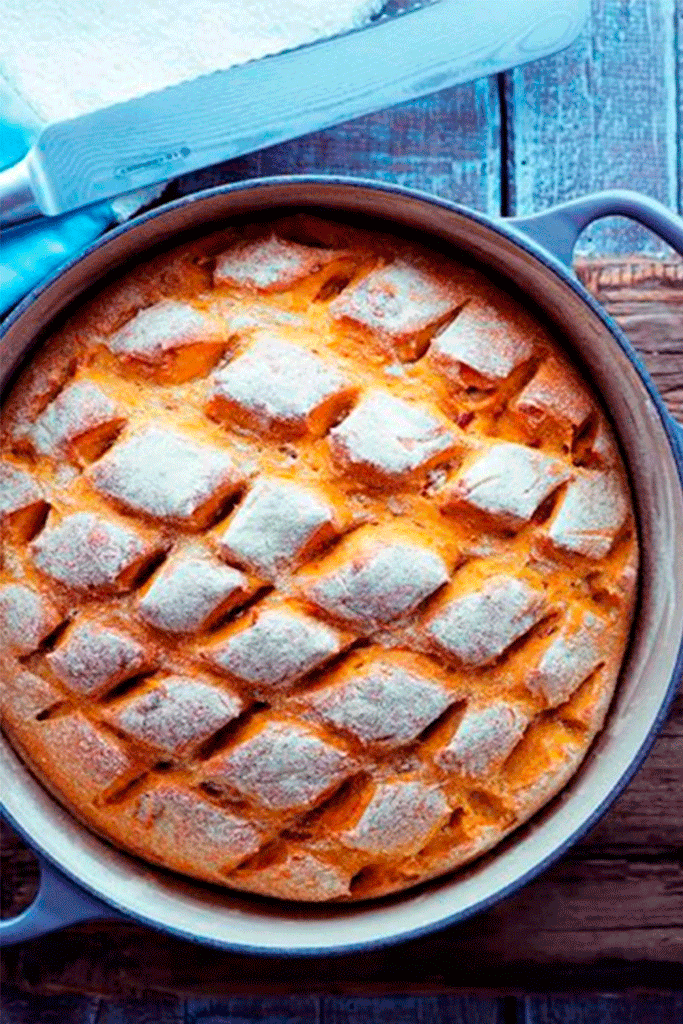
2,0,682,1020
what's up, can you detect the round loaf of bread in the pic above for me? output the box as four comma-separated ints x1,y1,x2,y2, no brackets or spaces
0,215,637,901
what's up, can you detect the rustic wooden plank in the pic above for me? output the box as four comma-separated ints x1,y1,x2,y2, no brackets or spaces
7,922,683,997
576,257,683,425
186,996,320,1023
480,859,683,937
320,995,503,1023
595,302,683,421
576,259,683,295
4,853,681,998
0,984,101,1024
505,0,679,257
96,996,185,1024
168,78,502,214
4,918,682,998
523,993,683,1024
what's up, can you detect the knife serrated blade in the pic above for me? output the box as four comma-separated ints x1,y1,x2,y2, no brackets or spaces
0,0,588,224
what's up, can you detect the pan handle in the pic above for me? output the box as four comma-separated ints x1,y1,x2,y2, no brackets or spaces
0,853,123,945
508,189,683,268
508,189,683,457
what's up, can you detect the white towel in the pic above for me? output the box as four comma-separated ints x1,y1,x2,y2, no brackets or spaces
0,0,385,123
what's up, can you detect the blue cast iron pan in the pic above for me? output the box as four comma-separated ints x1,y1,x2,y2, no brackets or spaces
1,180,682,952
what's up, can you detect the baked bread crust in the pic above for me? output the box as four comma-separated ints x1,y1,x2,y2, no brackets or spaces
0,215,637,902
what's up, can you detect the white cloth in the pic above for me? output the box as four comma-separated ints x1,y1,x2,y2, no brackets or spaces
0,0,384,122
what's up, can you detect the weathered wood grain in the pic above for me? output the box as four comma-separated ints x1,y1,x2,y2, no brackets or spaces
481,859,683,938
505,0,679,257
576,258,683,422
598,304,683,420
185,997,320,1024
95,995,185,1024
3,859,682,995
167,79,502,215
0,986,101,1024
576,260,683,295
318,996,504,1024
3,862,682,999
523,994,683,1024
183,995,503,1024
3,989,682,1024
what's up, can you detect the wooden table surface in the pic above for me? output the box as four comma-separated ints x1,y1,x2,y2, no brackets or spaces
2,1,683,1019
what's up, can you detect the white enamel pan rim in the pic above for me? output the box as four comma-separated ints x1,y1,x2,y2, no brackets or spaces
2,176,682,954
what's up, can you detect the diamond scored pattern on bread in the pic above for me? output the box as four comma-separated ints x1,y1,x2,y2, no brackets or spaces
88,427,244,529
428,293,536,385
103,298,233,384
0,583,65,658
13,379,125,465
217,476,339,578
298,525,450,629
106,674,244,758
202,717,355,812
46,615,158,697
206,331,356,439
201,602,350,692
424,574,547,668
0,217,637,902
299,652,456,748
31,512,166,595
0,461,50,543
137,548,256,634
328,389,458,484
213,234,350,293
443,441,573,528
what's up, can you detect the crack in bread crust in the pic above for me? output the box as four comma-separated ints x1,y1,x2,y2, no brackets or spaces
0,215,638,903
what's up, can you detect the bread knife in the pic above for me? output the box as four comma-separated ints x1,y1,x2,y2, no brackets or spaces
0,0,588,225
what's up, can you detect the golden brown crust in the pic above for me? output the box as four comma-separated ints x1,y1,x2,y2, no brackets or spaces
0,214,637,902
